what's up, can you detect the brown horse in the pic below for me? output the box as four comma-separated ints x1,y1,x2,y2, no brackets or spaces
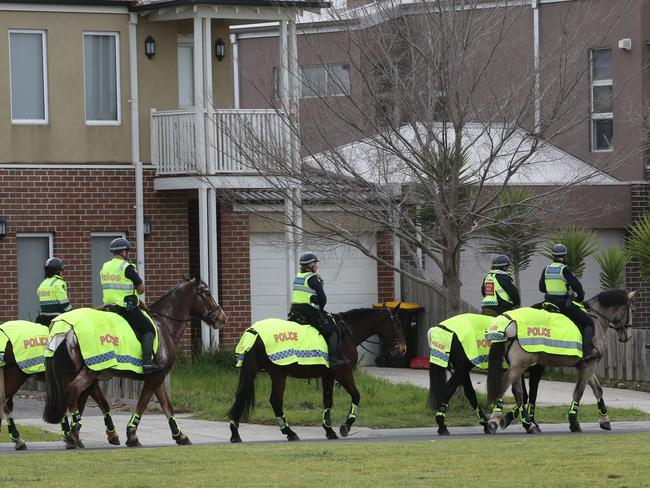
0,340,118,450
228,305,407,442
43,277,227,449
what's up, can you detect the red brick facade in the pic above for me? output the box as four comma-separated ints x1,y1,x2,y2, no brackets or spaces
377,231,395,303
626,183,650,328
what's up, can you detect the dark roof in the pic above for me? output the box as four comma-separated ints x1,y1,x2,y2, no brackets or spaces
132,0,329,11
0,0,134,5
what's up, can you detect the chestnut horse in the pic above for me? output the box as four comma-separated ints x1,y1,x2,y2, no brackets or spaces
228,305,406,442
43,277,227,448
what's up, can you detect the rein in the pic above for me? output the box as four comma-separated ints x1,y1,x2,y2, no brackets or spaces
587,301,631,332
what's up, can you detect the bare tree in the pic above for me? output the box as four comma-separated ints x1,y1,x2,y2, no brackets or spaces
211,0,640,314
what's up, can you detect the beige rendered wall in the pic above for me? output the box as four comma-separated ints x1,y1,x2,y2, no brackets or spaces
0,11,131,163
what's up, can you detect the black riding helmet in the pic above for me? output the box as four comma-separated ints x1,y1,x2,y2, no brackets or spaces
491,255,511,269
299,252,319,266
109,237,131,253
44,257,64,275
551,243,568,257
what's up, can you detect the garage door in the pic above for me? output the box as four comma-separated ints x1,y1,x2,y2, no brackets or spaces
250,233,379,323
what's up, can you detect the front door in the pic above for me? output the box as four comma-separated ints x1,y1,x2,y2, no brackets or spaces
177,36,194,108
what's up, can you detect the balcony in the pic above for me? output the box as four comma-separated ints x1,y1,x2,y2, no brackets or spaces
150,108,287,189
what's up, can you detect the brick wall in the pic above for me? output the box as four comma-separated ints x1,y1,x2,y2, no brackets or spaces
217,201,252,345
377,231,395,303
626,182,650,328
0,167,190,329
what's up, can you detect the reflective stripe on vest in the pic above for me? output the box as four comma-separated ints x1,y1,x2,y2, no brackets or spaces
37,276,71,316
291,272,319,308
481,270,513,307
100,258,136,306
544,262,568,296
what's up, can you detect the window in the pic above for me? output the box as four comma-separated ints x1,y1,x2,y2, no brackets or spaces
16,234,53,320
91,233,125,306
9,30,48,124
274,64,351,99
84,32,120,124
177,37,194,108
590,48,613,151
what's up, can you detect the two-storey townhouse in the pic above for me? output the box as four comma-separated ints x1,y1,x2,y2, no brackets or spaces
233,0,650,324
1,0,351,353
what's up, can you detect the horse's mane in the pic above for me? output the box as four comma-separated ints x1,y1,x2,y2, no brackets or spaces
150,278,194,309
593,289,628,308
338,308,381,321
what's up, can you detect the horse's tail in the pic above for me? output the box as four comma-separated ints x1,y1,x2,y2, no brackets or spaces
487,341,506,405
227,338,260,423
43,340,73,423
427,363,446,411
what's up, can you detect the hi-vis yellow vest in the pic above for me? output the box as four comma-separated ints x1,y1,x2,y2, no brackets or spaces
100,258,136,306
544,262,568,296
292,272,319,308
482,270,513,307
37,276,71,317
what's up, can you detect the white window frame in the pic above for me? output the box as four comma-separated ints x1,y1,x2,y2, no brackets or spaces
8,29,49,125
83,31,121,126
16,232,54,257
297,64,351,99
590,48,613,153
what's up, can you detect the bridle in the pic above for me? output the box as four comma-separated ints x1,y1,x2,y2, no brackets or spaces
150,281,225,326
588,300,632,333
355,308,403,354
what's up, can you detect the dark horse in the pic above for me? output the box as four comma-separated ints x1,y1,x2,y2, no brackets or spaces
43,277,227,449
427,322,545,436
486,290,636,434
228,305,407,442
0,339,118,450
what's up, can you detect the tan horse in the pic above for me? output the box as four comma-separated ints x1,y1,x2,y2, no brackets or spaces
43,277,227,448
486,289,636,433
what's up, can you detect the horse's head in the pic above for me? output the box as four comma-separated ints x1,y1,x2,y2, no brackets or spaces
380,303,407,357
189,276,228,329
589,289,636,343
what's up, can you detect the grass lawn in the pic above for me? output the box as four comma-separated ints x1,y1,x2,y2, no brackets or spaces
172,354,650,428
1,433,649,487
0,425,59,443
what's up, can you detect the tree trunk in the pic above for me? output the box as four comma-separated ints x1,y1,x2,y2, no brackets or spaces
443,249,462,316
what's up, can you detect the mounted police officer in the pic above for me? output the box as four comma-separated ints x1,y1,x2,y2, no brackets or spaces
481,255,520,316
288,252,348,369
100,238,163,374
36,257,72,326
539,243,600,361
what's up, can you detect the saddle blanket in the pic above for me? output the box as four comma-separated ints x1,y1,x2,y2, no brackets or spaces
429,314,494,370
45,308,159,374
0,321,49,374
235,318,329,367
486,307,583,358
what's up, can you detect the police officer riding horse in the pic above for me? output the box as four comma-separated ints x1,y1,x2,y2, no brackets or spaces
36,257,72,326
288,252,348,369
481,255,520,316
100,238,163,374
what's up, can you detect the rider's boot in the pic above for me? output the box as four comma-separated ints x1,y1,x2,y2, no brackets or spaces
141,332,165,374
326,329,349,369
581,326,601,362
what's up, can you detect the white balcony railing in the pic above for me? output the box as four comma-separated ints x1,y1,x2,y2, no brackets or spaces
150,108,286,176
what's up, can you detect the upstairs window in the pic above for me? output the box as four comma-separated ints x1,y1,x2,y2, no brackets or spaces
9,30,48,124
84,32,120,124
301,64,350,98
590,48,613,151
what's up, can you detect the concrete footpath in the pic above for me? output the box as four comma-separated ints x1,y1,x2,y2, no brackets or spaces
4,366,650,452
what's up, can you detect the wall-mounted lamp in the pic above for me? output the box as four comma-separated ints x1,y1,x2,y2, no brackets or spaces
0,217,6,239
215,38,226,62
143,216,152,239
145,36,156,59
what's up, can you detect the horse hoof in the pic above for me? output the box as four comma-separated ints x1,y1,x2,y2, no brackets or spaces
569,423,582,433
437,426,450,436
107,432,120,446
230,436,242,443
14,440,27,451
76,439,85,449
485,421,498,434
483,424,492,434
502,412,515,430
339,423,350,438
175,434,192,446
64,435,78,450
600,421,611,431
126,438,142,447
325,428,338,440
287,433,300,442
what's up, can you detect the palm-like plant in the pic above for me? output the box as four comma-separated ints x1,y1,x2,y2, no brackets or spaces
627,213,650,281
546,226,598,278
594,247,629,290
482,188,544,287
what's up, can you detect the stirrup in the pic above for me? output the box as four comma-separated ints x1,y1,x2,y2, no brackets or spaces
141,362,165,374
583,348,601,362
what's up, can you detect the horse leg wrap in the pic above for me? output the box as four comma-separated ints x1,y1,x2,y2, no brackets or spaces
322,408,332,428
277,416,289,432
168,416,181,439
568,401,580,416
7,417,19,441
597,397,608,416
436,403,449,418
71,411,82,430
229,419,239,429
103,412,116,433
493,398,504,414
347,404,359,425
475,407,488,425
60,416,70,436
127,412,141,430
528,404,536,422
